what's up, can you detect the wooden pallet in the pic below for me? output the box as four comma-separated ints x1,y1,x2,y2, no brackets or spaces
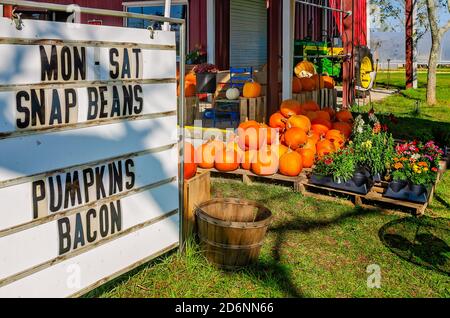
299,180,434,216
199,168,310,192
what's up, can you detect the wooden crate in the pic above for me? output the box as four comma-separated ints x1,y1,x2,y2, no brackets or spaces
239,96,266,123
299,180,434,216
293,88,337,108
183,171,211,238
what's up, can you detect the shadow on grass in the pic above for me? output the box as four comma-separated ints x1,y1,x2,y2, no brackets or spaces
379,216,450,276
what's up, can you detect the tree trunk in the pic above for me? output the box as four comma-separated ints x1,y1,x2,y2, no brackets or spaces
426,0,440,105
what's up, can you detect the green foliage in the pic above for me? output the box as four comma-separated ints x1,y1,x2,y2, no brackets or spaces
314,148,356,183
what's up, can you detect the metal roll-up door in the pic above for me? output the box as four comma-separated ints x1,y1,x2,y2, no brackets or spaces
230,0,267,70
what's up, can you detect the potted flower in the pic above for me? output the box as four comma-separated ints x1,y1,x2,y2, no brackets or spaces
193,63,219,94
352,113,395,182
186,45,207,65
389,157,409,193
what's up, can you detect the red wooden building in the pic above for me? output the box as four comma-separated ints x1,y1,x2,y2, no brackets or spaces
2,0,369,112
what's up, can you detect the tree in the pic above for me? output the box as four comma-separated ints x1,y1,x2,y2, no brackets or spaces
425,0,450,105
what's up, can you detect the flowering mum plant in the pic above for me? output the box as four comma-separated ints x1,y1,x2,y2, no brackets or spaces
314,148,356,183
192,63,219,74
390,140,443,186
352,112,395,176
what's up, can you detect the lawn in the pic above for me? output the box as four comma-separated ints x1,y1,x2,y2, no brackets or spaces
85,72,450,299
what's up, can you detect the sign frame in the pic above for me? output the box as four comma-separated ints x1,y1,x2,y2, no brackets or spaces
0,0,186,298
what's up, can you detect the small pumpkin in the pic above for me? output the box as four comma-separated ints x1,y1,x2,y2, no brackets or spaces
280,99,302,118
316,140,336,159
303,137,318,154
243,81,262,98
241,150,256,170
315,110,331,122
279,151,303,176
336,110,354,123
177,82,196,97
332,121,353,139
297,148,315,168
269,112,287,130
195,140,224,169
323,76,335,89
302,100,320,112
284,127,308,150
311,118,332,136
237,120,263,151
271,144,289,158
292,77,302,93
294,60,316,78
326,130,346,150
322,107,336,120
252,149,280,176
215,148,240,172
183,142,197,180
185,72,197,84
286,115,311,133
226,87,240,100
311,74,325,90
300,77,316,92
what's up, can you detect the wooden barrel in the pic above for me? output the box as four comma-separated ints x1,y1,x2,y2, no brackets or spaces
195,198,272,269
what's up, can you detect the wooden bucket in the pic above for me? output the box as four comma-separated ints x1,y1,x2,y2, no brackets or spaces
195,198,272,269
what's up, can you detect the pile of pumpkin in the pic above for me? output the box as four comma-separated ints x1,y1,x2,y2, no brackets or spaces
184,99,354,179
292,60,335,93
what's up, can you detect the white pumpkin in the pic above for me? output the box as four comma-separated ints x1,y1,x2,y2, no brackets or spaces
226,87,240,100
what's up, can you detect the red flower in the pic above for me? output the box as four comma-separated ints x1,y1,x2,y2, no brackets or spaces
324,158,333,165
432,167,438,172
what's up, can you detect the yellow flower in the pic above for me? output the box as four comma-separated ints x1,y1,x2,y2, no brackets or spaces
418,162,428,167
394,163,404,169
424,168,429,172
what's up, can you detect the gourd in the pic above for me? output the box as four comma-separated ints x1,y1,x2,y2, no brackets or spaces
226,87,240,100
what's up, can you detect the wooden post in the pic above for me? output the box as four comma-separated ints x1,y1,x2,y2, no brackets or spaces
342,0,354,109
267,0,282,119
405,0,417,89
282,0,294,101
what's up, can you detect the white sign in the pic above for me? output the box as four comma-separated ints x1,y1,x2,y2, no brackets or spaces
0,18,179,297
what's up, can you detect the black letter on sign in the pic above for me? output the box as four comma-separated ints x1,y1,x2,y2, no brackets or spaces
57,217,71,255
98,86,109,119
121,48,131,78
49,175,63,213
73,47,86,80
110,200,122,235
64,88,77,124
109,48,119,79
133,85,143,114
49,89,62,125
82,168,94,203
31,89,46,127
86,208,97,243
73,213,85,250
122,85,133,116
110,86,121,118
95,166,106,200
64,171,82,209
87,87,98,120
32,180,46,220
132,48,141,78
40,45,58,81
108,161,123,196
99,204,109,238
125,159,135,190
61,46,72,81
16,90,30,129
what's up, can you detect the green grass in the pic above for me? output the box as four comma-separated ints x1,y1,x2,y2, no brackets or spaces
356,72,450,146
84,71,450,299
86,174,450,298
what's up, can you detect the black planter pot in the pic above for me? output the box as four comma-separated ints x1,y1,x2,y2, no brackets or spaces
196,73,217,93
352,172,368,187
372,173,382,183
389,180,407,193
409,184,426,196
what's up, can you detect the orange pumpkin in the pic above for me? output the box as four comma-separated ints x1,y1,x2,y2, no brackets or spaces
284,127,308,150
336,110,354,123
322,107,336,120
195,140,224,169
280,99,302,117
279,151,303,176
215,148,240,172
294,60,316,78
260,124,278,145
311,74,325,90
300,77,316,92
323,76,335,89
269,112,287,130
241,150,256,170
252,149,279,176
316,140,336,159
315,111,331,122
271,144,289,158
326,130,346,150
302,100,320,112
297,148,315,168
286,115,311,133
177,82,196,97
305,111,318,122
292,77,302,93
311,118,332,136
308,131,321,144
326,129,345,141
332,122,353,139
185,72,197,84
303,137,318,154
237,120,263,150
183,142,197,180
243,81,262,98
